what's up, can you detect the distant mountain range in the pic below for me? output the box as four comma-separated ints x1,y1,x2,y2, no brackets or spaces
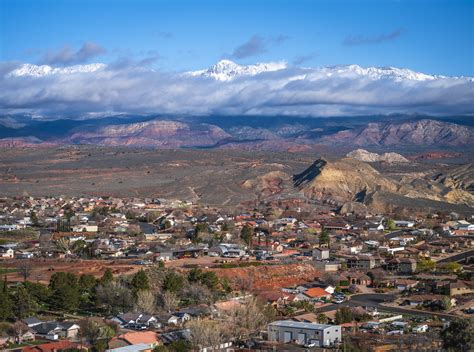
12,60,472,83
0,114,473,156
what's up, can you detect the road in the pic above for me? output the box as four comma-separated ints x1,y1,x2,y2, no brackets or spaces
317,293,458,320
436,249,474,263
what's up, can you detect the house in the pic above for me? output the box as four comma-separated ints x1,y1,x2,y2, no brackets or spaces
258,291,296,307
23,317,42,327
347,256,377,270
313,261,340,272
0,246,14,258
30,321,80,340
395,279,419,291
72,225,98,232
413,324,429,333
384,258,417,273
23,340,84,352
292,312,319,323
301,287,332,300
449,281,474,296
167,312,191,325
346,272,371,286
312,248,330,260
267,320,341,347
394,221,415,228
112,313,159,328
108,331,161,350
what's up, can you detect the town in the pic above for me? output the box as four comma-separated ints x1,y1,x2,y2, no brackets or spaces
0,195,472,351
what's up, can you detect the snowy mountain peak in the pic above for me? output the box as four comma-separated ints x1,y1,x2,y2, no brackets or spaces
187,59,287,81
8,63,106,77
324,64,438,81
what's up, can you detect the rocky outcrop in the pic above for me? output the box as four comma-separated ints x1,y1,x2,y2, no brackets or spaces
346,149,409,163
294,157,474,212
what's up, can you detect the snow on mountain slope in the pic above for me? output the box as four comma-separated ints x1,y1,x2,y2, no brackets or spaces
9,63,106,77
187,59,287,81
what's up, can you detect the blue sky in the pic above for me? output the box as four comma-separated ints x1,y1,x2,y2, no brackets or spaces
1,0,473,75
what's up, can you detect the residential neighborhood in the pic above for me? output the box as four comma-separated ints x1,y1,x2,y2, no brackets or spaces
0,195,473,351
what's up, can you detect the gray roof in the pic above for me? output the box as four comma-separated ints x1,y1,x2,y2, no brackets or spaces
22,317,42,326
268,320,336,330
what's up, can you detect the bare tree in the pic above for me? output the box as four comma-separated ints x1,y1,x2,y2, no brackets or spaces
187,319,231,351
9,321,29,344
225,296,274,340
157,291,179,313
135,290,156,314
19,262,32,282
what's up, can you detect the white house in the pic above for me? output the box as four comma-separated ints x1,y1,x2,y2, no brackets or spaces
413,324,428,333
0,247,14,258
394,221,415,228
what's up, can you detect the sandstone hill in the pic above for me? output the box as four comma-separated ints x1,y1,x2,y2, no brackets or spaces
293,157,474,213
346,149,409,163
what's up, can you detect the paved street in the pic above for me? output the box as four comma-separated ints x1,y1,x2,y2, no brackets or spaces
436,249,474,263
317,293,458,320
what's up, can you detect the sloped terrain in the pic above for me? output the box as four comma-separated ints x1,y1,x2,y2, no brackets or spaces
324,119,473,147
66,120,231,148
293,157,474,212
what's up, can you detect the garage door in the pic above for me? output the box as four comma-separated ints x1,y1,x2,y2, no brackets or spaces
283,331,292,343
297,333,306,344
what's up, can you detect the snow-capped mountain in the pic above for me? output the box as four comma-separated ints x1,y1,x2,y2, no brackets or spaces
187,59,287,81
321,64,438,81
8,63,106,77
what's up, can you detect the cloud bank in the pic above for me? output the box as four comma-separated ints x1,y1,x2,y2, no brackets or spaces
0,60,473,119
41,42,107,65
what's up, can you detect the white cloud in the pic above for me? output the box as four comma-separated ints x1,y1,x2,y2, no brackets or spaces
0,60,472,118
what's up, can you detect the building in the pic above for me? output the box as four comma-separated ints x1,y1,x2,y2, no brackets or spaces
0,246,14,258
394,221,415,228
449,281,474,296
267,320,341,347
313,261,340,272
312,248,330,260
347,256,376,270
384,258,417,273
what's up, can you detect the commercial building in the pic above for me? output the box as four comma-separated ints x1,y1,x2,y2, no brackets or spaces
267,320,341,347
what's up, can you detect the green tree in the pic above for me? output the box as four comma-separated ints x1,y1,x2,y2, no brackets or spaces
11,286,37,319
317,313,328,324
335,307,354,324
187,268,203,283
23,281,50,306
240,225,253,247
100,268,114,284
79,274,97,294
0,277,12,320
162,272,184,293
319,227,330,246
440,318,473,351
386,218,396,231
438,262,462,273
417,259,436,272
131,270,150,293
200,271,219,290
441,296,452,310
30,211,40,227
49,272,80,312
